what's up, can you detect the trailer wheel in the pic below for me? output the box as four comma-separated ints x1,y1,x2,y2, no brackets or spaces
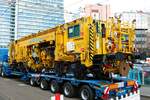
50,80,59,93
40,79,48,90
63,82,75,97
30,78,36,86
0,69,5,77
1,71,5,77
80,85,94,100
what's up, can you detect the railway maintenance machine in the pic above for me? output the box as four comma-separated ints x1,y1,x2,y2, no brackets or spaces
0,17,140,100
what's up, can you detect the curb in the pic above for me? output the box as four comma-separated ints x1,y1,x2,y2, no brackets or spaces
141,95,150,98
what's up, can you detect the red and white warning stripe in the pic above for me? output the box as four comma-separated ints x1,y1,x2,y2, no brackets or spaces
104,87,110,95
134,81,138,89
50,93,64,100
101,87,110,99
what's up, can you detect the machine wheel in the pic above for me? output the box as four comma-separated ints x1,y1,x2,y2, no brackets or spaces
30,78,36,86
63,82,75,97
40,79,48,90
80,85,94,100
50,80,59,93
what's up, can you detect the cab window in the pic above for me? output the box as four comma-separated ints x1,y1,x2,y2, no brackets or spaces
68,24,80,38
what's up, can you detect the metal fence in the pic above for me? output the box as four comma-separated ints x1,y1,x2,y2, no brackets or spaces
128,66,150,86
142,67,150,85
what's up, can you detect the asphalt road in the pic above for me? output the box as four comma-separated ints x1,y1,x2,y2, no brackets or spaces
0,77,149,100
0,77,77,100
141,96,150,100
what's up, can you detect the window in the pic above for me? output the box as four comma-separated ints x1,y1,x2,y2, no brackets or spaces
101,24,106,37
68,24,80,38
96,22,101,33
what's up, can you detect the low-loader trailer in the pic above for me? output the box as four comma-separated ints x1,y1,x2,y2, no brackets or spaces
0,17,140,100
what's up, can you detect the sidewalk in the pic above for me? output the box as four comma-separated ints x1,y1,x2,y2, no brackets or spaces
140,86,150,97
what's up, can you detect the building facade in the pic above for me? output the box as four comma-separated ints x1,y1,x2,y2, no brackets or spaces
116,11,150,54
0,0,15,48
145,29,150,56
15,0,64,39
83,4,111,20
65,3,111,23
0,0,64,48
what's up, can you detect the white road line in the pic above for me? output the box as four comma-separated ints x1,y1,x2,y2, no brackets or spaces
18,83,27,87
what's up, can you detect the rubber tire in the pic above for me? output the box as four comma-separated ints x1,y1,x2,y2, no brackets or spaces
63,82,75,98
50,80,59,93
40,79,48,90
30,78,36,86
80,85,94,100
0,66,2,75
0,68,5,77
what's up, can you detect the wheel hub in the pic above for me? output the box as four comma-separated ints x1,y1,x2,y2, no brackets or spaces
41,82,44,89
81,89,89,100
1,71,4,77
30,79,34,85
64,86,70,95
51,83,56,92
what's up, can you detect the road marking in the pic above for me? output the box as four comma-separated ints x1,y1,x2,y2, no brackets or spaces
18,83,27,87
3,79,10,81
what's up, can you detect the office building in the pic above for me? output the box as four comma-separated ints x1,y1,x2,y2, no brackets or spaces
0,0,15,48
83,4,111,20
116,11,150,54
15,0,64,39
65,3,111,22
0,0,64,48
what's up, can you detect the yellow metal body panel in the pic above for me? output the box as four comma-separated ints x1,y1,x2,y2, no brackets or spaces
9,16,135,71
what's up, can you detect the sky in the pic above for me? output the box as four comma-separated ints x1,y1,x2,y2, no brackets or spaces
64,0,150,13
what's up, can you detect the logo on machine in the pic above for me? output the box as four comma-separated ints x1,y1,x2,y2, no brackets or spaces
29,38,44,44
